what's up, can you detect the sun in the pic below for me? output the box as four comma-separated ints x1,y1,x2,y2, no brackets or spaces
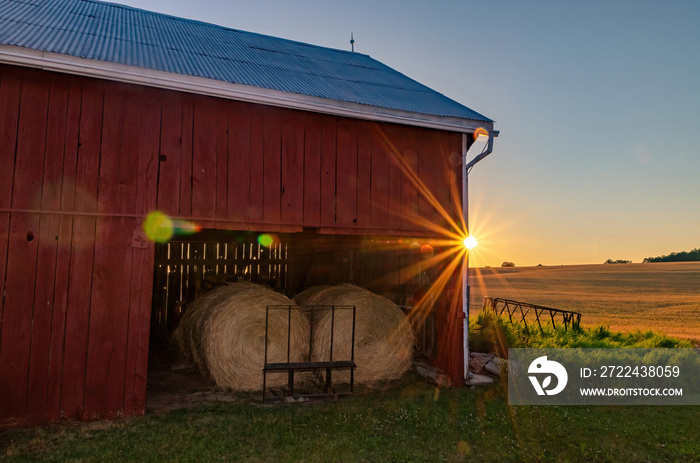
463,236,478,250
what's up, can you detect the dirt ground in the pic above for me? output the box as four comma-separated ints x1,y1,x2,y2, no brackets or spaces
145,342,243,413
145,341,341,412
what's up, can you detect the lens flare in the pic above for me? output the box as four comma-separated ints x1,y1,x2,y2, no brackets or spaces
143,211,174,243
143,212,202,242
172,219,201,235
257,233,277,247
473,127,489,140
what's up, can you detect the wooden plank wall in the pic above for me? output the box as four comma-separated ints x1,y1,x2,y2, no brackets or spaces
0,64,464,426
150,92,465,235
152,238,289,332
289,233,439,297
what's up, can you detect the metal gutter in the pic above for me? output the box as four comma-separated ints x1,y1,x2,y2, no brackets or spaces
462,129,498,382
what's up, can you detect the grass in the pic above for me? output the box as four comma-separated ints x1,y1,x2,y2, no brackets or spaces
2,262,698,462
1,374,698,463
469,311,695,357
2,318,697,463
470,262,700,342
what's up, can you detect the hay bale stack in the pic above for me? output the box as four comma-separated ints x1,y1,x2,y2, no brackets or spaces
174,282,310,391
299,284,414,385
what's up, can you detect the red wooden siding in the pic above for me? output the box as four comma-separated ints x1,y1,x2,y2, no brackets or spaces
0,74,20,351
27,78,67,424
356,122,372,229
370,124,390,228
226,101,251,225
124,90,160,416
47,79,82,421
62,78,103,421
25,77,67,424
336,118,357,230
179,96,194,218
248,105,265,223
0,64,465,426
280,111,304,232
215,100,229,227
262,107,283,231
302,113,322,225
320,116,337,232
0,69,48,421
192,96,218,226
157,92,182,218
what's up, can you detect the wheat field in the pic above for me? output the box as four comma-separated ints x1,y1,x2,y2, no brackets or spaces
468,261,700,342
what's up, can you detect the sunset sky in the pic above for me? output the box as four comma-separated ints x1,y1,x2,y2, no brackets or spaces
118,0,700,267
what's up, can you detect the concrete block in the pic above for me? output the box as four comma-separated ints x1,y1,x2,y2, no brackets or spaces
466,373,495,386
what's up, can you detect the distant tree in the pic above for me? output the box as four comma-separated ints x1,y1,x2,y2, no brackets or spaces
643,248,700,263
501,261,515,267
604,259,632,264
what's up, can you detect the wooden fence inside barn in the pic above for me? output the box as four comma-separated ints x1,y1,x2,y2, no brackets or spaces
152,238,288,332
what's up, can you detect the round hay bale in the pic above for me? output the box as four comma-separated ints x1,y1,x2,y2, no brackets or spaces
203,285,310,391
293,285,332,307
293,285,334,326
173,281,260,371
300,284,414,386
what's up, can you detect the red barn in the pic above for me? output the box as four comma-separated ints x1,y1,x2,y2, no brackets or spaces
0,0,496,427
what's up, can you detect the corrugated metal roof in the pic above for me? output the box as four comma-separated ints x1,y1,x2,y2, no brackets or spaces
0,0,493,123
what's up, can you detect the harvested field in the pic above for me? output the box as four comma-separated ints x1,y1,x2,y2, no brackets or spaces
469,261,700,342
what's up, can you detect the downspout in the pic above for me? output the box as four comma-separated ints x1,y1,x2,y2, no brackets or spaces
462,129,497,382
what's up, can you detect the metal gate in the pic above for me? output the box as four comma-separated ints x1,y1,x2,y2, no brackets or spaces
484,297,582,333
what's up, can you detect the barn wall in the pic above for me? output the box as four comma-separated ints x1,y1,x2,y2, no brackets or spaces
0,64,465,426
0,68,159,426
152,86,464,235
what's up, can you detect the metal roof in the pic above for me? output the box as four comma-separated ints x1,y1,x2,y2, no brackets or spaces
0,0,493,124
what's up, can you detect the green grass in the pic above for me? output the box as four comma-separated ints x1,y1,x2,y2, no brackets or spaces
469,311,694,357
1,376,697,462
2,316,696,462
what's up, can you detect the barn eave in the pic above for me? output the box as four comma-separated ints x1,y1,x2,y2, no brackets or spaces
0,43,493,134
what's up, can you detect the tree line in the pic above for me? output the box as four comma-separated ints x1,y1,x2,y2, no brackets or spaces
643,248,700,263
604,259,632,264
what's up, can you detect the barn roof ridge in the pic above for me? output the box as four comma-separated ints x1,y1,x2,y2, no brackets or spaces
0,0,494,131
